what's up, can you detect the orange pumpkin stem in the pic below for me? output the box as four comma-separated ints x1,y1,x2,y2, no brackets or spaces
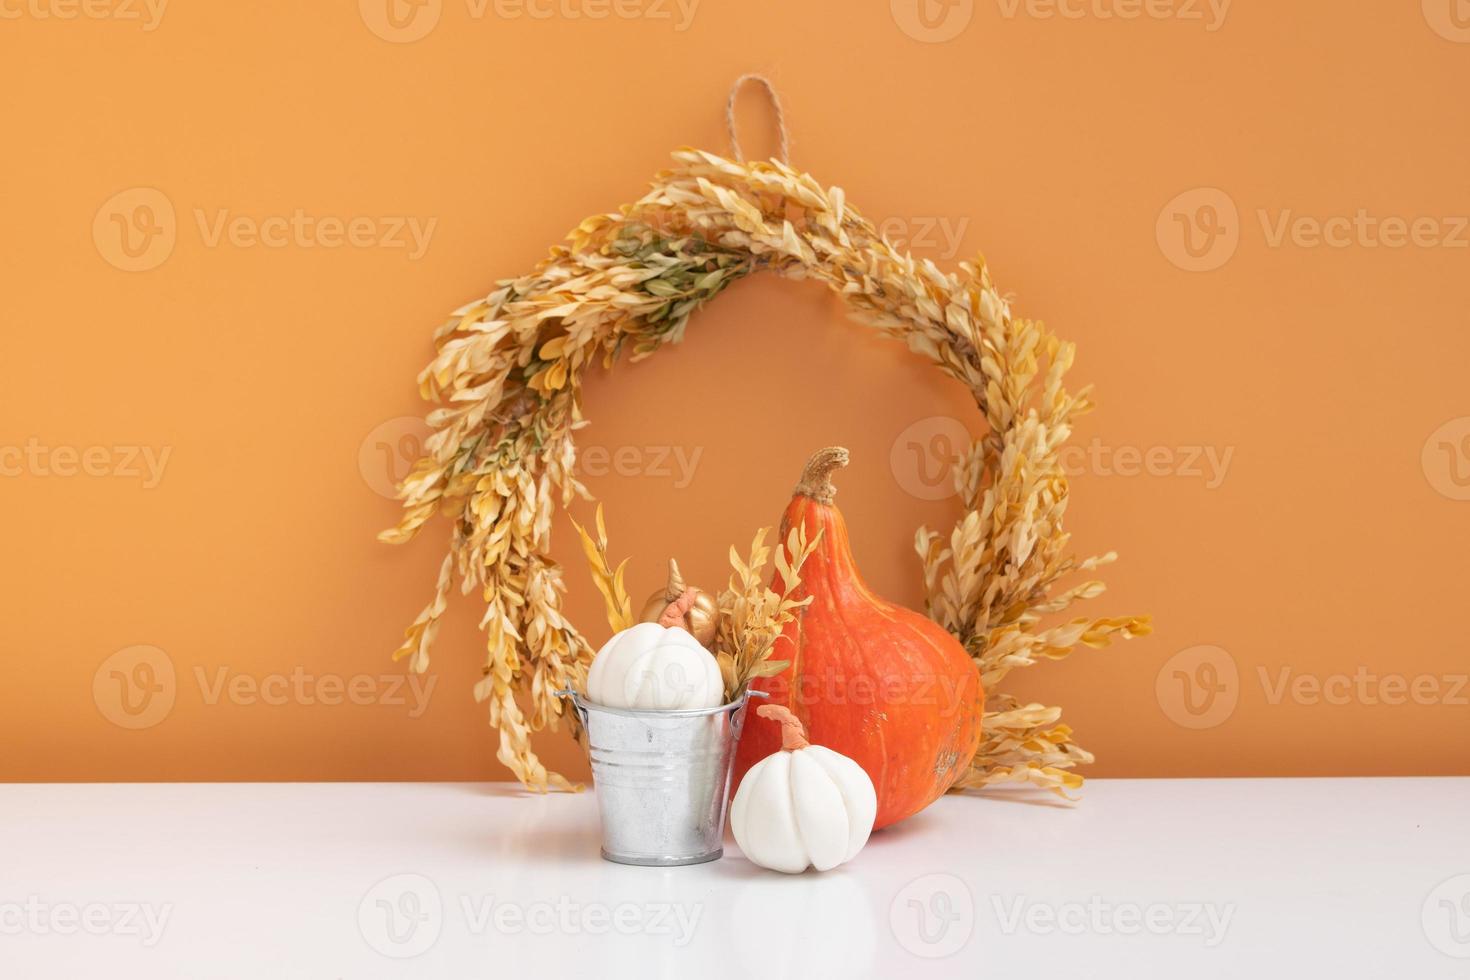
793,446,850,504
756,703,811,752
657,589,697,628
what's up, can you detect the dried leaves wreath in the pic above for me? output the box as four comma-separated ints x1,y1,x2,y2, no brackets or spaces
382,117,1151,795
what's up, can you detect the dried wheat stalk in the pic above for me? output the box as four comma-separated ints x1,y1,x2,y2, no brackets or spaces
382,148,1150,793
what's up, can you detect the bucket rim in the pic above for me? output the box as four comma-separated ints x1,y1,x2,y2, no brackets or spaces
555,686,766,720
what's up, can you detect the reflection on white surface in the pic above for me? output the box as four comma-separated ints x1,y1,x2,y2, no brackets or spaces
729,867,876,976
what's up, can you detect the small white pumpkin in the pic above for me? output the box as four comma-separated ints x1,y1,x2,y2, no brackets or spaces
730,704,877,874
585,621,724,710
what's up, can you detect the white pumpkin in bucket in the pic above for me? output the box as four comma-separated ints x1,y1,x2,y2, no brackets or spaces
585,621,724,710
730,704,877,874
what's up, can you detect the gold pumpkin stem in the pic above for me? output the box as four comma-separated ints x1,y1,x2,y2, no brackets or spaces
665,558,687,602
756,703,811,752
794,446,850,504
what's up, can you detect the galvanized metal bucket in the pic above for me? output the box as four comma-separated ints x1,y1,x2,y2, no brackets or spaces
557,687,766,866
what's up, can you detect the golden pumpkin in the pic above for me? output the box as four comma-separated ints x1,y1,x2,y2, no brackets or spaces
639,559,719,647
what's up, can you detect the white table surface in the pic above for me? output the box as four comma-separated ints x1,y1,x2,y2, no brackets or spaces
2,778,1467,978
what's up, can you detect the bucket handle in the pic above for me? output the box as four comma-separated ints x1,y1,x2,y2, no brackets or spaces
555,685,767,726
730,685,767,737
555,688,589,727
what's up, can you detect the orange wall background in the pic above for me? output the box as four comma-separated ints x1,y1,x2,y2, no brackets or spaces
3,0,1468,782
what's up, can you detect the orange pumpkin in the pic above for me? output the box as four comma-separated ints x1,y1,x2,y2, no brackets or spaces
732,447,984,829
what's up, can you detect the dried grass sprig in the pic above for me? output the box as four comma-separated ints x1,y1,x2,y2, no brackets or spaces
711,524,822,702
382,148,1150,793
570,504,634,635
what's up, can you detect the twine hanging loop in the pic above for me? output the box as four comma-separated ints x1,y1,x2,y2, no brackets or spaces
725,74,790,164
